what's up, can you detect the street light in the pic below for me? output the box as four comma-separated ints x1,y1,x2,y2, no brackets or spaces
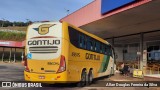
64,8,70,16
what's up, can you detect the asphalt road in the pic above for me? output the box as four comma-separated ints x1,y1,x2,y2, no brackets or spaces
0,63,110,90
0,63,158,90
0,63,24,81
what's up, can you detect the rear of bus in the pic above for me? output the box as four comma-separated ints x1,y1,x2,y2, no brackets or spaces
24,22,68,83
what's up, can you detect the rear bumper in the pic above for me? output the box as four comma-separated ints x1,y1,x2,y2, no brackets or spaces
24,71,68,83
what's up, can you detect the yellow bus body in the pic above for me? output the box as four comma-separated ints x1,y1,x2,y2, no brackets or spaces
24,22,115,83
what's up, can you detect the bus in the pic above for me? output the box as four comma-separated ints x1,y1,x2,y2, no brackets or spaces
24,21,116,86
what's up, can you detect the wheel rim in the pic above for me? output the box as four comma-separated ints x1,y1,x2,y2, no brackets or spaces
81,71,86,86
90,75,93,82
82,74,85,82
89,71,93,83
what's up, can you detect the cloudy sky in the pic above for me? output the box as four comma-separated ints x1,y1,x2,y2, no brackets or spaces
0,0,93,22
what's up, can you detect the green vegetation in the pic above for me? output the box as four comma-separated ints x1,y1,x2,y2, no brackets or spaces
0,26,27,31
0,31,26,41
0,20,32,27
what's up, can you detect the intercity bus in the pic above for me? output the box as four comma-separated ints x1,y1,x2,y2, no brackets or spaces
24,21,116,86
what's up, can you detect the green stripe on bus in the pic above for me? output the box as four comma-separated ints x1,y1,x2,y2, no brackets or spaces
98,55,110,73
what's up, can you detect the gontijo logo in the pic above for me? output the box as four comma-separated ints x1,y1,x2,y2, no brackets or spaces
33,24,56,35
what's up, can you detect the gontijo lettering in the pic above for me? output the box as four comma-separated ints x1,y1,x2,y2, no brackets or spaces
86,53,100,60
28,40,60,45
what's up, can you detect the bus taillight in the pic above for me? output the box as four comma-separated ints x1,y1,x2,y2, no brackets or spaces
24,56,30,72
25,66,30,72
23,56,27,66
57,55,66,73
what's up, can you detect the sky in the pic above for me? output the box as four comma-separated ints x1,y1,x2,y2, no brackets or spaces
0,0,93,22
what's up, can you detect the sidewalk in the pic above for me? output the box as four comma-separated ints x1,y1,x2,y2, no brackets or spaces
0,61,23,64
81,73,159,90
109,73,143,81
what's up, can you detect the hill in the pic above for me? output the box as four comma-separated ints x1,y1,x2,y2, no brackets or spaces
0,26,27,31
0,26,27,41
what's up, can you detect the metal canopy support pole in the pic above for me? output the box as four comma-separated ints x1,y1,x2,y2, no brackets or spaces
2,47,4,62
140,33,144,70
9,48,12,63
21,49,24,62
14,48,16,62
13,48,16,63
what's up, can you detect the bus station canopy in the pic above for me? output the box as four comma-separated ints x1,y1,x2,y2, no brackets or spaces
61,0,160,40
0,40,25,48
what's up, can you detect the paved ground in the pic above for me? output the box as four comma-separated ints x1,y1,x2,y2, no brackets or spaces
0,62,159,90
0,62,24,81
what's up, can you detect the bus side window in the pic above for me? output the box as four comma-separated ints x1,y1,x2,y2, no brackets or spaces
91,39,94,51
79,34,83,48
106,45,110,55
100,43,102,53
96,42,100,53
104,45,107,54
100,43,104,53
106,46,109,55
102,44,105,54
81,34,85,49
90,38,93,51
68,26,79,47
83,35,87,49
93,40,96,51
87,37,90,50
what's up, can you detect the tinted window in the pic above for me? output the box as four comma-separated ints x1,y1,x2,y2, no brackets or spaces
79,34,87,49
68,26,112,55
86,37,92,50
79,34,83,48
83,35,87,49
68,26,79,47
92,40,96,51
96,41,100,53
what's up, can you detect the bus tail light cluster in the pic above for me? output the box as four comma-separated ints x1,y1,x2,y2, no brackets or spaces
57,55,66,73
24,56,30,72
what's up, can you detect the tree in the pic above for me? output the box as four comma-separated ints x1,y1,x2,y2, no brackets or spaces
0,20,32,27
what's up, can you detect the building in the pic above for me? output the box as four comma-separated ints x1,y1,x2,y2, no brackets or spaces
0,40,25,63
60,0,160,70
0,28,26,63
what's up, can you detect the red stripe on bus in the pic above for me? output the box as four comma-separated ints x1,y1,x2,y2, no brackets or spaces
31,36,57,39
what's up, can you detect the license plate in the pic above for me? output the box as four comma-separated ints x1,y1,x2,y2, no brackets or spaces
39,76,45,79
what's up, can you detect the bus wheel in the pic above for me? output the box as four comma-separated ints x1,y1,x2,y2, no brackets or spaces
88,70,93,85
77,70,87,87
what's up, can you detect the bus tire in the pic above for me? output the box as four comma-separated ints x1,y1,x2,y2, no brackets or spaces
88,70,93,85
77,69,87,87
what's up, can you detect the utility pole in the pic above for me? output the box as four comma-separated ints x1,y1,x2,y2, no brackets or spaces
1,18,5,27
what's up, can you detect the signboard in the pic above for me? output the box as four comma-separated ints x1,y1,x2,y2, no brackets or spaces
0,40,23,47
101,0,136,14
